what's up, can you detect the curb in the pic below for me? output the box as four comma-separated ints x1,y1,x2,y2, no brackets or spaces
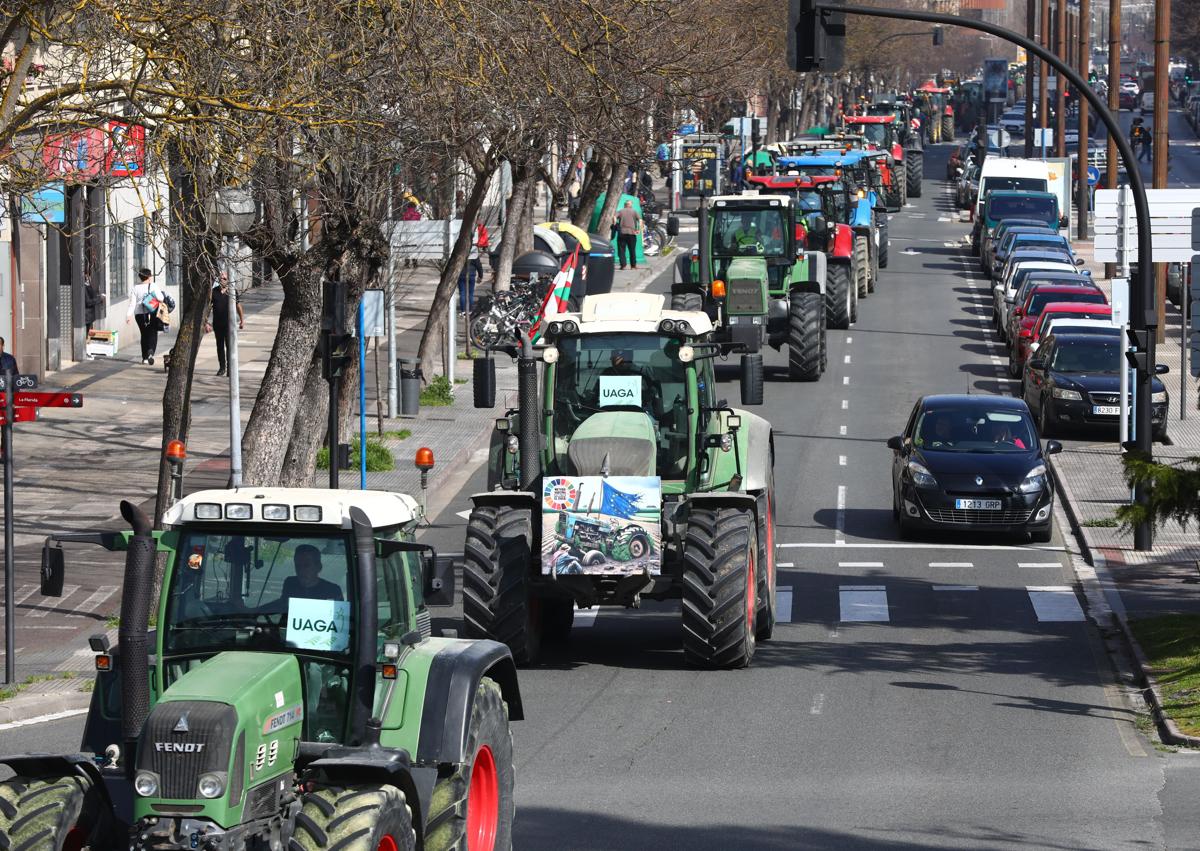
0,690,92,726
1050,456,1200,749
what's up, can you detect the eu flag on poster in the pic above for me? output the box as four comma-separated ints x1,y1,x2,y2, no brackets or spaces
600,481,641,519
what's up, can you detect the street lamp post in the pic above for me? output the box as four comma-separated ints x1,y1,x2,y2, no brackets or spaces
205,188,255,488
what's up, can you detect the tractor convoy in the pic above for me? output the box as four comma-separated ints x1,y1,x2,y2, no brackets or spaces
0,109,930,851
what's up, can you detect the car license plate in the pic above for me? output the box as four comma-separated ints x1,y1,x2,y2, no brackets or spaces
1092,405,1119,415
955,499,1002,510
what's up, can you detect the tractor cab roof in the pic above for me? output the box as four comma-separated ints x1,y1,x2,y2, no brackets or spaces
550,293,714,337
709,193,792,208
746,174,838,190
163,487,420,529
843,114,896,124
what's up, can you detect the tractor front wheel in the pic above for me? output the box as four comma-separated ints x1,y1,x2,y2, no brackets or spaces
670,291,704,313
825,264,853,331
878,212,890,269
424,678,516,851
853,236,870,298
0,773,112,851
290,784,416,851
681,507,758,668
906,152,924,198
463,505,541,665
787,291,823,381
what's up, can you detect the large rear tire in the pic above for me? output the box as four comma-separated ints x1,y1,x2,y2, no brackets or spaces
424,678,516,851
853,236,870,298
787,291,823,381
878,214,890,269
825,263,853,330
681,507,757,669
906,152,924,198
0,774,111,851
291,784,416,851
942,114,955,142
463,505,541,665
755,483,777,642
670,291,704,313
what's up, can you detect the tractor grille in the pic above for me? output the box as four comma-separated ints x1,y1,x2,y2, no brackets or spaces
926,508,1033,525
245,778,281,820
138,701,236,800
726,279,765,315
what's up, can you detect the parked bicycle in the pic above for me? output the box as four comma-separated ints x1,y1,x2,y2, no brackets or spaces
641,200,674,258
469,277,547,349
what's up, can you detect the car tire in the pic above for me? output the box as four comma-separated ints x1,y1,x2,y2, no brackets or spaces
1029,527,1052,544
1039,400,1055,438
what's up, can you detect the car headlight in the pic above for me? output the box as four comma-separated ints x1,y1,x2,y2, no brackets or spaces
1051,388,1082,401
1019,464,1047,493
134,771,159,797
197,772,226,799
1152,391,1168,403
907,461,937,488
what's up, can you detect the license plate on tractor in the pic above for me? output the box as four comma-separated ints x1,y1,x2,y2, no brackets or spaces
1092,405,1119,415
955,499,1001,510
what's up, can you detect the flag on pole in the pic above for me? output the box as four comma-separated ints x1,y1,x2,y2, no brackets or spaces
528,245,581,343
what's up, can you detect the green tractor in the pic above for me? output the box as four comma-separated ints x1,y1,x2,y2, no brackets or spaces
469,293,777,668
667,194,827,382
2,488,522,850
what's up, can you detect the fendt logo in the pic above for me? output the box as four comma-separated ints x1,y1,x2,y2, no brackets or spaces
154,742,206,753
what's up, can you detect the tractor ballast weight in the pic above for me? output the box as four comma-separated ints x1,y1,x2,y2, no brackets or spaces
467,293,778,670
4,488,523,850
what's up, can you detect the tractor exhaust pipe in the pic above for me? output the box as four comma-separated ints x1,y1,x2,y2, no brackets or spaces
118,499,154,777
349,506,378,746
698,197,711,289
517,334,541,491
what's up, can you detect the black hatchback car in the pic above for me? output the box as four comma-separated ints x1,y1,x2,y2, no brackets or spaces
887,395,1062,541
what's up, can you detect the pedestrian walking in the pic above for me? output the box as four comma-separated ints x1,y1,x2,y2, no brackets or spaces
0,336,17,374
475,220,491,272
1131,119,1152,162
126,267,167,365
458,237,481,312
206,273,244,377
615,200,641,271
83,277,104,334
656,141,670,179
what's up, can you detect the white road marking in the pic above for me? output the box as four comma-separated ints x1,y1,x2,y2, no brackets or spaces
1018,561,1061,568
1027,586,1086,621
842,376,850,385
933,584,979,592
841,399,849,409
839,586,890,622
12,585,38,607
843,354,852,364
0,709,89,731
928,562,973,568
779,542,1068,551
775,588,794,623
845,336,853,344
835,485,846,545
27,585,78,618
838,455,847,466
67,586,118,618
777,562,795,568
810,693,825,715
839,425,847,435
839,561,884,567
574,606,598,627
455,509,472,519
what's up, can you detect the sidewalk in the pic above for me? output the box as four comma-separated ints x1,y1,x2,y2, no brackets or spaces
0,236,677,722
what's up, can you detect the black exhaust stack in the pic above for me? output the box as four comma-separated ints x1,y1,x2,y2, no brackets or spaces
348,506,378,746
698,197,711,289
118,499,155,778
517,334,541,490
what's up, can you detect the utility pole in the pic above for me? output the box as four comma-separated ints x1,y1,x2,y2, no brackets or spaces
1076,0,1090,241
1025,0,1037,159
1104,0,1120,278
1040,0,1051,149
1152,0,1170,342
1055,0,1067,159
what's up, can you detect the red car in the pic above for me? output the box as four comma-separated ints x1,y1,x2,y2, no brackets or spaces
1007,285,1107,377
1119,90,1137,110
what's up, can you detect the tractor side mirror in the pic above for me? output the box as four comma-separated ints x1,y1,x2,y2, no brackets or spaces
667,215,681,237
473,357,496,408
425,553,458,607
739,354,764,406
40,544,64,597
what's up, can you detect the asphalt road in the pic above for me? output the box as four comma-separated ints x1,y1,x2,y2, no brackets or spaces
7,143,1200,848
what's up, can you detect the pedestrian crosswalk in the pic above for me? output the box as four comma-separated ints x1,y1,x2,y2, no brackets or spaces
816,582,1085,624
0,584,118,622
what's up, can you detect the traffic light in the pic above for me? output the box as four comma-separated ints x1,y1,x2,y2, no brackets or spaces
322,331,356,380
1126,328,1150,373
932,26,943,47
789,0,845,73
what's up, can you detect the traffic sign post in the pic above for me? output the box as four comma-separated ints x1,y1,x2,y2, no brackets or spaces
1087,165,1100,186
0,407,39,426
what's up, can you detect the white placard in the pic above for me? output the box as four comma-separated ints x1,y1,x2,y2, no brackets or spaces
286,598,351,653
1110,278,1128,328
599,374,641,407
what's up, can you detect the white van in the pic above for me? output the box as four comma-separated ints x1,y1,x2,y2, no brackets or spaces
974,157,1052,222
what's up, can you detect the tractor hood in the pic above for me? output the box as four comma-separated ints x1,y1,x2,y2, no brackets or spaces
568,411,657,476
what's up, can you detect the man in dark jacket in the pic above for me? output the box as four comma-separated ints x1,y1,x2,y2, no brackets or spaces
83,278,104,334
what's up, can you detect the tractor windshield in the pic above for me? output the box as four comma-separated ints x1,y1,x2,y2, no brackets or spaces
550,333,694,478
711,207,788,258
856,123,890,147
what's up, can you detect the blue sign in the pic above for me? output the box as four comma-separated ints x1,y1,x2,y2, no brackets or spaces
677,124,697,136
20,183,64,224
1087,165,1101,186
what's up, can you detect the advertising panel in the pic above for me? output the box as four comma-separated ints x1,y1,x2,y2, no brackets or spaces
681,143,719,197
983,58,1009,103
541,475,662,576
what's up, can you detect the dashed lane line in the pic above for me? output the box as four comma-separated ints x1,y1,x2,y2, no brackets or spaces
838,561,884,567
779,541,1068,551
835,486,846,545
929,562,974,568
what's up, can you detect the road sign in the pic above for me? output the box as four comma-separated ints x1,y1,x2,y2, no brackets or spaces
0,391,82,408
0,407,38,426
1033,128,1053,149
1087,166,1101,186
1094,189,1200,263
0,374,37,391
677,124,697,136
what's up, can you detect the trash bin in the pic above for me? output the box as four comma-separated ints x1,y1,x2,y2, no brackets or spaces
399,358,422,418
511,250,561,286
584,233,614,296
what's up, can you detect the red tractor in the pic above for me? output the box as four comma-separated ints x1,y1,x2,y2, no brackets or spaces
840,114,907,210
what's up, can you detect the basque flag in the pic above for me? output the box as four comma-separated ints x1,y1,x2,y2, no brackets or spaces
528,245,581,343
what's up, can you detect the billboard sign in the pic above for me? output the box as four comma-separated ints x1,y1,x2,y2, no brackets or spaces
541,475,661,576
680,143,719,197
983,58,1009,102
43,121,145,181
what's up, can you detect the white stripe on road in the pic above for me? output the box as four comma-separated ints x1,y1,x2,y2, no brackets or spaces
1027,586,1086,622
838,455,847,466
0,708,89,731
777,562,794,568
775,588,793,623
835,486,846,545
27,585,78,618
841,399,849,409
932,585,979,592
845,336,853,344
839,586,889,622
455,509,472,519
809,693,825,715
1018,562,1061,568
843,376,850,385
839,425,847,435
839,561,884,567
844,354,852,364
780,542,1068,551
928,562,973,568
574,606,598,627
67,586,118,618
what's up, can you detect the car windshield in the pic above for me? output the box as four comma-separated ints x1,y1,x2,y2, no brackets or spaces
1052,340,1121,373
987,194,1057,221
163,532,353,658
914,407,1037,453
1028,291,1105,314
1012,235,1068,252
711,208,788,257
551,333,692,477
1040,311,1111,333
983,177,1049,196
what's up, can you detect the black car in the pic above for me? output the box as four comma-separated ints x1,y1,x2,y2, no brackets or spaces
1023,333,1170,441
887,394,1061,541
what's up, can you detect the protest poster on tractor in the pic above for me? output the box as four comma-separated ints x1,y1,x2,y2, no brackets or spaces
541,475,662,576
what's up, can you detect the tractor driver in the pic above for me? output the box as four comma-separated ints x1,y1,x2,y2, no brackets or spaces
729,212,764,255
279,544,344,605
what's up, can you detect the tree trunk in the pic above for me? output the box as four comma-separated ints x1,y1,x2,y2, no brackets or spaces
766,95,780,143
416,164,493,379
492,160,534,294
154,141,216,525
596,158,627,236
277,351,329,487
571,154,609,230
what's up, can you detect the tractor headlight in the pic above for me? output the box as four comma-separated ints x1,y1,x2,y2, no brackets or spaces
225,503,252,520
1019,464,1047,494
262,504,289,521
197,772,227,799
134,771,159,797
506,435,519,454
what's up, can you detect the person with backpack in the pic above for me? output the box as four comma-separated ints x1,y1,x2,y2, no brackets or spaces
126,267,172,365
1131,119,1152,162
